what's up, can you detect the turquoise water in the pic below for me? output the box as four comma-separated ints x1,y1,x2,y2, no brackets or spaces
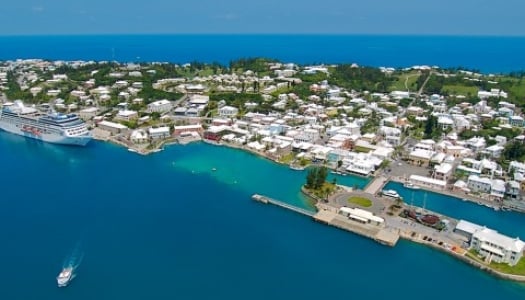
1,133,525,299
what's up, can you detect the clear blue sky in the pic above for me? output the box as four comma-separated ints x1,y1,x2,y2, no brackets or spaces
0,0,523,36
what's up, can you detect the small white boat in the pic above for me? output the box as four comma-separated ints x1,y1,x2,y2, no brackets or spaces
57,266,74,287
403,182,420,190
382,189,401,199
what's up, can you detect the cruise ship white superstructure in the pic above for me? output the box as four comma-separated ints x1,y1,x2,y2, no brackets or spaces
0,101,91,146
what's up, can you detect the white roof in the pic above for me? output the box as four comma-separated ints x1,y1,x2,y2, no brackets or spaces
117,110,137,117
174,124,202,130
410,149,434,160
98,120,128,129
409,175,446,187
339,207,384,223
473,228,525,253
455,220,485,235
434,163,453,174
149,99,171,106
149,126,170,134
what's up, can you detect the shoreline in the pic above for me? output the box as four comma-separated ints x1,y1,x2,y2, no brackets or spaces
297,188,525,283
98,133,525,216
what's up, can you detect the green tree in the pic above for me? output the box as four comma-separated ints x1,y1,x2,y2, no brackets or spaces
305,166,329,189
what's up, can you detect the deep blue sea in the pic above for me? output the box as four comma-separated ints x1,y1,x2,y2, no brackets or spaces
1,132,525,300
1,35,525,73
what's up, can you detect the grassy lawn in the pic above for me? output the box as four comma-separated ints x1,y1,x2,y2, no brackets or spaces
279,153,295,164
510,81,525,99
389,72,420,92
490,258,525,276
465,249,525,276
348,196,372,207
465,249,485,263
353,146,372,153
442,85,478,97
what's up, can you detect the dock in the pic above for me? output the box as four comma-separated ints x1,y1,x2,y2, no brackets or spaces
252,194,398,246
252,194,315,217
313,209,399,246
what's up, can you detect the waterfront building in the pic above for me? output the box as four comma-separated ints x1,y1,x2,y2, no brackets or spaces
148,126,170,140
506,181,521,199
467,175,492,193
173,124,203,137
97,120,128,135
130,129,148,144
408,174,446,190
338,207,384,226
455,220,525,266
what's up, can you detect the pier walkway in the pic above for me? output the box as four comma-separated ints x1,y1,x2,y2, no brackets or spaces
363,176,388,195
252,194,315,217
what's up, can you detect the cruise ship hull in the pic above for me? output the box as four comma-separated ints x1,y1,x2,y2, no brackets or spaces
0,120,91,146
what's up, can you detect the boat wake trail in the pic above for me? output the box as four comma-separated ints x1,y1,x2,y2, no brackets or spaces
62,241,84,270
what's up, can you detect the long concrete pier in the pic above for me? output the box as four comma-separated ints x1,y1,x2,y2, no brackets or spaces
251,194,315,217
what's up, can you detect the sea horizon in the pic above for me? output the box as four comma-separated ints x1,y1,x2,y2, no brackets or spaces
1,34,524,73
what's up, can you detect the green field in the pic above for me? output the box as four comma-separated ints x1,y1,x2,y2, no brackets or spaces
510,81,525,100
490,258,525,276
441,85,478,97
347,196,372,207
389,72,421,92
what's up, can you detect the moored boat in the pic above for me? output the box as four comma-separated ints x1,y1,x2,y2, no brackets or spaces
382,189,401,199
403,182,421,190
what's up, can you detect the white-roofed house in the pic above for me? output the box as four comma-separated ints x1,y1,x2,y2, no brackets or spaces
471,227,525,266
148,126,171,140
147,99,172,113
218,105,239,118
130,129,149,144
434,163,453,181
483,144,505,159
115,110,138,122
467,175,492,194
97,120,128,135
490,179,506,200
408,174,446,190
408,149,435,167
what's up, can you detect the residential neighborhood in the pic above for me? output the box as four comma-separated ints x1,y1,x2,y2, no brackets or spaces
2,58,525,209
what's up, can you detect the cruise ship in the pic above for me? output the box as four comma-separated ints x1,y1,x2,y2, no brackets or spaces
56,266,74,287
0,101,91,146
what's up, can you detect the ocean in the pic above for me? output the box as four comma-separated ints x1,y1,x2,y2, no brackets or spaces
1,35,525,73
0,133,524,300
